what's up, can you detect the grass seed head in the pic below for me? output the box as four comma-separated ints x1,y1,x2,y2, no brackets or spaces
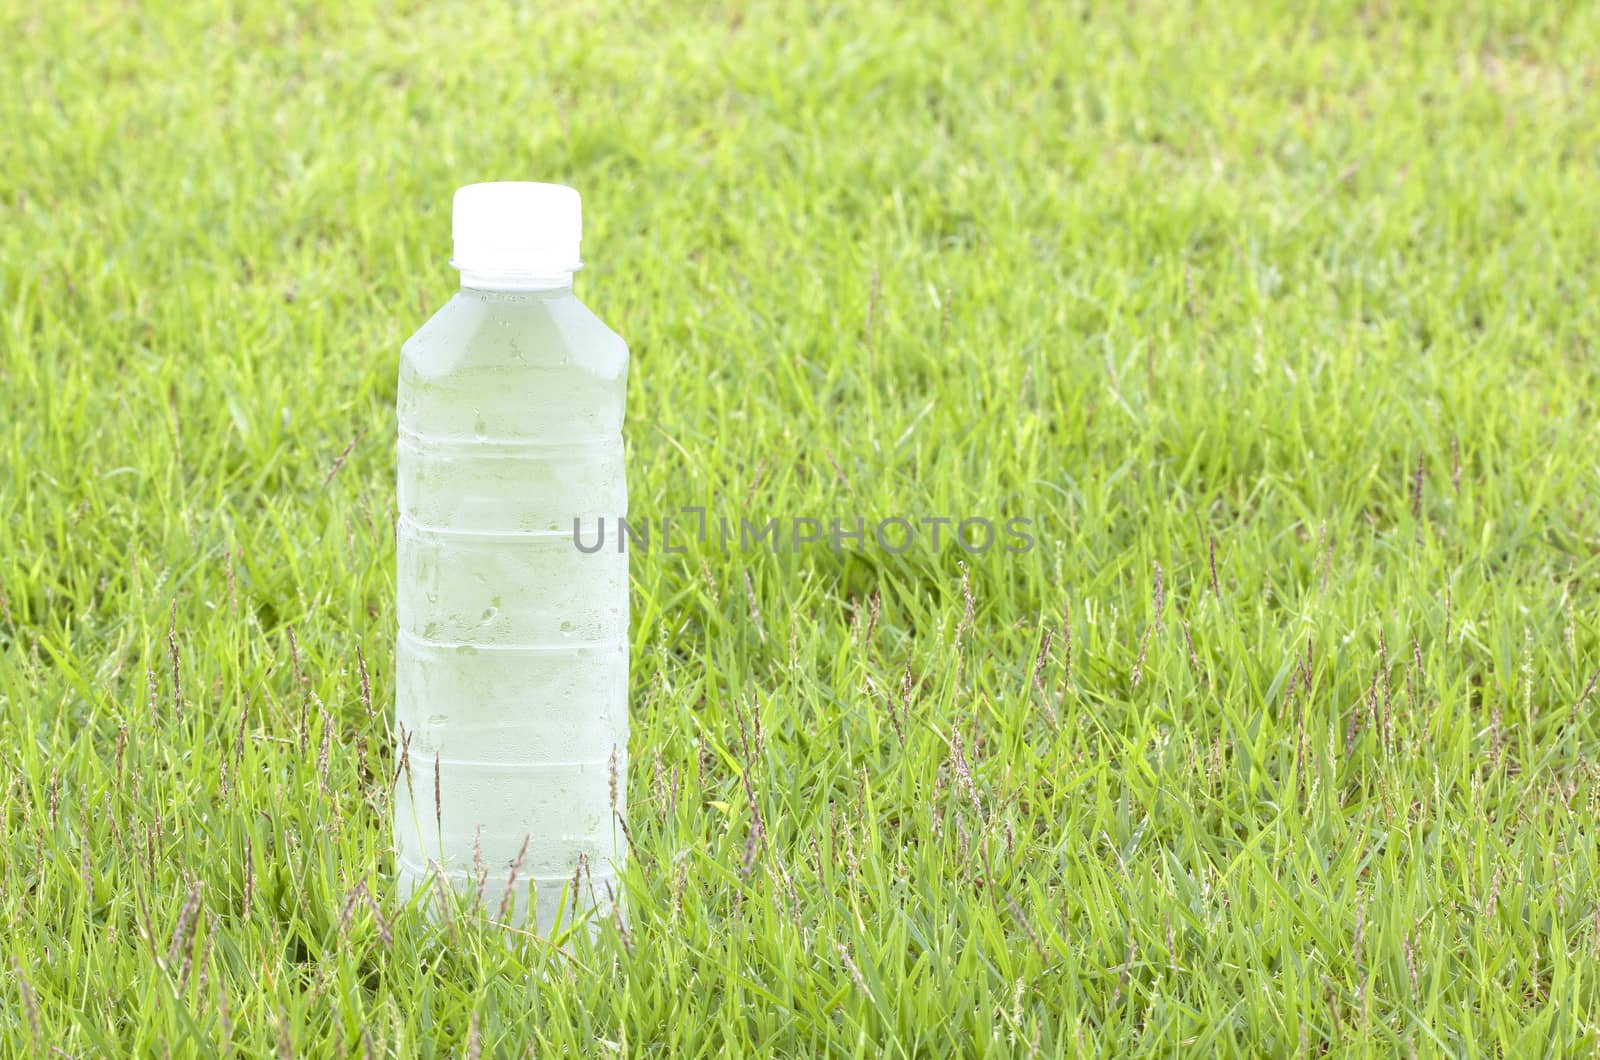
13,956,41,1047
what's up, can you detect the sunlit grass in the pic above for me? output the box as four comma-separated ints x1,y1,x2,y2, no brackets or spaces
3,0,1600,1053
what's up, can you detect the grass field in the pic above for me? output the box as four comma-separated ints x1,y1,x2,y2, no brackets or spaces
5,0,1600,1054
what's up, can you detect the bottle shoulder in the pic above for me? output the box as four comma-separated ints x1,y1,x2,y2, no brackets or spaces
402,290,627,380
398,288,627,441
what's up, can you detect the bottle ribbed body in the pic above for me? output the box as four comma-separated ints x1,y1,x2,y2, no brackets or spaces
395,284,627,932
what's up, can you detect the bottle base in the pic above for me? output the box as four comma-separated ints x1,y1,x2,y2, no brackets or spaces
396,863,621,937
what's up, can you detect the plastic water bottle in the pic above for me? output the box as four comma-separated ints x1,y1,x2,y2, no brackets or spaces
395,182,628,932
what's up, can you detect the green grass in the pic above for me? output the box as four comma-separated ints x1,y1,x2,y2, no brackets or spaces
5,0,1600,1053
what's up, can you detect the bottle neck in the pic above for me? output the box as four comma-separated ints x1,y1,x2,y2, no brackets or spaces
452,259,579,292
457,270,575,292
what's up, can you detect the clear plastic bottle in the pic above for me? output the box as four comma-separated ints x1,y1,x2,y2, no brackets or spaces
394,183,627,932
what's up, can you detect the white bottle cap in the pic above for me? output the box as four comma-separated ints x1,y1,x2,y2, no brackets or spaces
451,182,582,277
